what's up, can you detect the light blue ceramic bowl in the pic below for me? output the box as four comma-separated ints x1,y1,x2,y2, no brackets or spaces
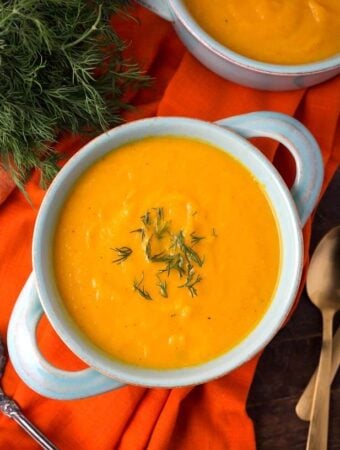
138,0,340,90
8,112,323,399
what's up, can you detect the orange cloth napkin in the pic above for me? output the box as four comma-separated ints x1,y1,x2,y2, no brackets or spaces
0,6,339,450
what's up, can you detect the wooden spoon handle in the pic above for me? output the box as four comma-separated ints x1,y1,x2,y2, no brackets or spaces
306,310,334,450
296,326,340,421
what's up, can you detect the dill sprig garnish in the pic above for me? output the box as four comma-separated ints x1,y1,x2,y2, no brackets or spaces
143,211,205,295
113,208,208,299
145,235,171,263
159,253,186,277
141,211,151,226
112,246,132,264
178,264,203,298
156,276,168,298
190,232,205,246
0,0,150,192
155,222,171,240
173,231,204,267
145,236,153,261
155,207,164,220
154,207,171,239
130,228,145,240
133,273,152,300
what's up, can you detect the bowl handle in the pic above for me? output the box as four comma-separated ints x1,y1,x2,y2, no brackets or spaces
136,0,173,21
7,273,124,400
215,112,324,226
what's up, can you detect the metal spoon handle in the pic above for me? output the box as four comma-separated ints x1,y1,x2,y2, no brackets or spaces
306,310,334,450
0,395,58,450
296,325,340,421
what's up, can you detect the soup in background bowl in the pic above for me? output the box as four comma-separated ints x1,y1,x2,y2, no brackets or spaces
184,0,340,65
7,112,323,399
137,0,340,90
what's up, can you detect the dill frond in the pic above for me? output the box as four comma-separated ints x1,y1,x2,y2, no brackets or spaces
0,0,150,191
133,273,152,300
112,246,132,264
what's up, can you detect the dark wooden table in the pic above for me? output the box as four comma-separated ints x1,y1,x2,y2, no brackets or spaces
247,170,340,450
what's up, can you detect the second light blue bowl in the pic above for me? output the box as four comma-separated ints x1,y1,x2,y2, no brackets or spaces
138,0,340,91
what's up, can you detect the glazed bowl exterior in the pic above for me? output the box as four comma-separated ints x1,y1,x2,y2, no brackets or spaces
7,113,323,399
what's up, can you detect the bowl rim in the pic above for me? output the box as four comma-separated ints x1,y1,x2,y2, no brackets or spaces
33,116,303,388
170,0,340,75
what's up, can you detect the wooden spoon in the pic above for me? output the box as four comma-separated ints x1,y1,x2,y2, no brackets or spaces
304,226,340,450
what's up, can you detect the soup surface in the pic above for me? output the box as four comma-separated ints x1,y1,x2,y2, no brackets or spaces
54,136,280,369
184,0,340,64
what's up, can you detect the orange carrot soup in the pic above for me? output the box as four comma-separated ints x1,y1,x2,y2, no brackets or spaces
184,0,340,64
54,137,281,369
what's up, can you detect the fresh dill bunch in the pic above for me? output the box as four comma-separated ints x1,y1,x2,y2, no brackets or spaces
0,0,149,190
